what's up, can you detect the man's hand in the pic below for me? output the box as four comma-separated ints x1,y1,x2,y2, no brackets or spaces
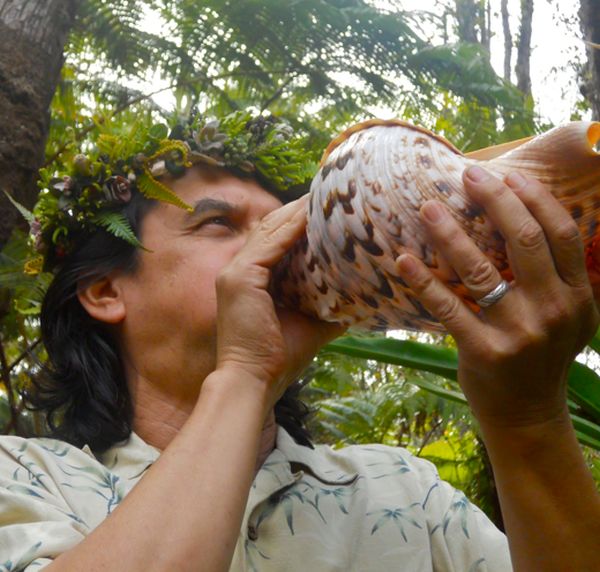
215,195,344,410
396,166,599,428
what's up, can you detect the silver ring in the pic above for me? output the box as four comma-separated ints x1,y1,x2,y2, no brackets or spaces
476,280,511,308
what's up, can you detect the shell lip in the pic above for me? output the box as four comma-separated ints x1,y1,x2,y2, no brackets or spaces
588,123,600,152
319,119,464,166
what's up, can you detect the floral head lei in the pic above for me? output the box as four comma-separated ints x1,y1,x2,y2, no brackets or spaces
10,111,317,274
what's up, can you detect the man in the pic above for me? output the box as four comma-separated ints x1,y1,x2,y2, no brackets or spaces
1,113,600,571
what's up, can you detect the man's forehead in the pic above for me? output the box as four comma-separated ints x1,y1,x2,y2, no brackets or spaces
161,166,285,217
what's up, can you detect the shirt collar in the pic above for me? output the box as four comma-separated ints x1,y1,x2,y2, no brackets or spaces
274,426,358,486
94,426,358,487
96,431,160,482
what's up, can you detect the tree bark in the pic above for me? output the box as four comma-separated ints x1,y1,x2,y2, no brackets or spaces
455,0,479,44
501,0,512,82
580,0,600,120
479,1,491,53
515,0,534,97
0,0,79,249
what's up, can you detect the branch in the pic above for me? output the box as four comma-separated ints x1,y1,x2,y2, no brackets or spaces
415,418,444,457
9,337,42,373
260,74,297,111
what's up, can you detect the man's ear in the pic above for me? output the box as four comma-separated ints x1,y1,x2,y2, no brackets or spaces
77,274,126,324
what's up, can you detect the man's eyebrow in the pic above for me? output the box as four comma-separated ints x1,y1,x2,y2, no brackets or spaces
186,198,240,218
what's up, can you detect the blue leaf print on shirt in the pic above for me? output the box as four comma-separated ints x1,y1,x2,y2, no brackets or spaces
1,541,42,572
39,442,71,458
255,487,315,535
308,484,357,516
244,538,271,572
367,503,423,541
468,558,487,572
421,482,440,510
431,490,471,539
59,463,123,515
366,456,410,479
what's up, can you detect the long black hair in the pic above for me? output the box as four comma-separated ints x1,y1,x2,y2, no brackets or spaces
26,190,313,453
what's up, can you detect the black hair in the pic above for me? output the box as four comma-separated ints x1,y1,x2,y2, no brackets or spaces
26,187,313,453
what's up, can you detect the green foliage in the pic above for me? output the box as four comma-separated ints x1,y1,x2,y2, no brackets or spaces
92,212,144,249
0,231,51,316
323,333,600,451
3,192,35,226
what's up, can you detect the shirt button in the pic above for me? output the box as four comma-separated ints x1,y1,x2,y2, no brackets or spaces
248,524,258,541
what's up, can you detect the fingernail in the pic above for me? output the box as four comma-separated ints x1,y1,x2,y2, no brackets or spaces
466,165,489,182
505,172,526,189
422,201,446,223
397,254,418,276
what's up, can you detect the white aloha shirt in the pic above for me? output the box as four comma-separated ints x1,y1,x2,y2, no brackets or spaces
0,426,512,571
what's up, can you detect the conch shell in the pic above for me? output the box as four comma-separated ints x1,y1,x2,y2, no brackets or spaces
272,120,600,333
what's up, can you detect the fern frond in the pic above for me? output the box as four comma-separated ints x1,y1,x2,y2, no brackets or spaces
146,140,191,165
96,134,121,160
92,211,145,249
138,171,193,212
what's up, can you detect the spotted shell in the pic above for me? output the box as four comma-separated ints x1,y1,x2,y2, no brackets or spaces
271,120,600,333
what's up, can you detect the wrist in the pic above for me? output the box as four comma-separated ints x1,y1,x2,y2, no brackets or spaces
199,366,273,418
478,406,574,458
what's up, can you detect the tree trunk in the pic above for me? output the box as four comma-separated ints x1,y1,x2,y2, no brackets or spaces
515,0,534,97
0,0,79,249
501,0,512,82
479,1,491,53
455,0,479,44
580,0,600,120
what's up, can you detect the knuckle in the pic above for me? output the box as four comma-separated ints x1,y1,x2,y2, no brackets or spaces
516,220,545,250
555,221,582,244
490,327,545,362
486,179,509,201
463,260,498,291
519,176,545,196
410,270,436,295
216,266,237,290
541,298,571,330
435,295,462,324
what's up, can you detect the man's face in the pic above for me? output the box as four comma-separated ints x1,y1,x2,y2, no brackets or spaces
116,165,284,402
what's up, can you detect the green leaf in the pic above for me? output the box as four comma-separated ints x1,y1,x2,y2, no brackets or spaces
567,361,600,420
325,334,600,452
3,190,35,225
404,372,467,406
137,172,193,212
92,211,145,249
325,336,459,381
149,124,169,139
587,326,600,355
571,413,600,450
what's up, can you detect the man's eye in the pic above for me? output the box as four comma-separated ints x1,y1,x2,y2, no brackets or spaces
200,216,231,228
